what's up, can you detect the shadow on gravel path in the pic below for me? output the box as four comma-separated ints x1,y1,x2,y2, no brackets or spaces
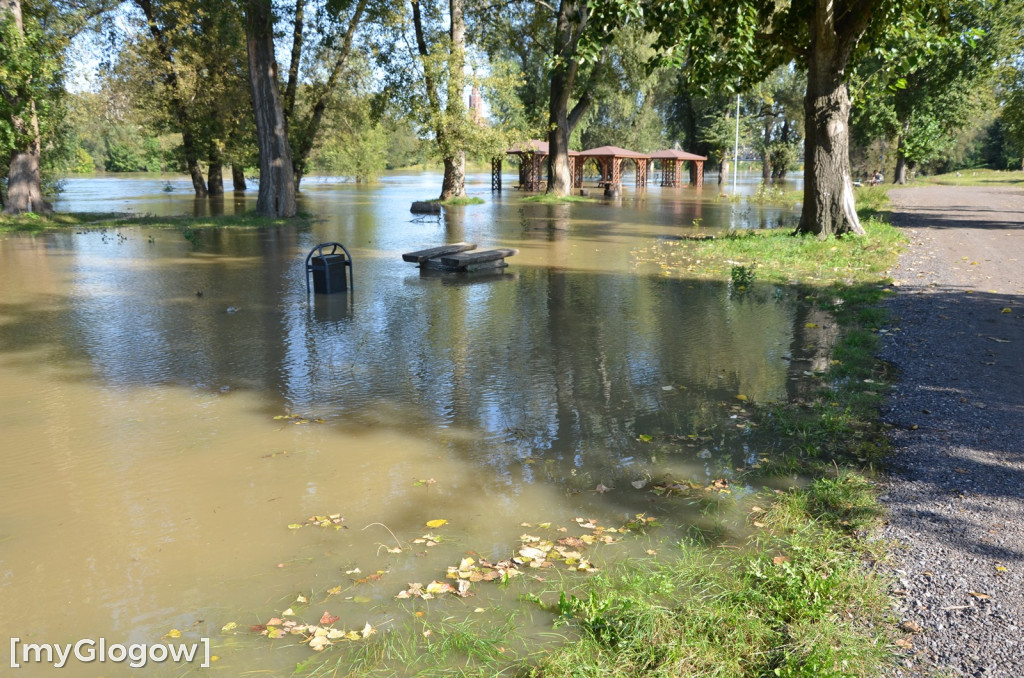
882,185,1024,677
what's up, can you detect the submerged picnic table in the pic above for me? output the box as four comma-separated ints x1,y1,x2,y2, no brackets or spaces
402,243,518,273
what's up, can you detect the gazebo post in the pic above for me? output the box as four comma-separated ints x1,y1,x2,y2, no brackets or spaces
694,160,704,188
491,157,502,191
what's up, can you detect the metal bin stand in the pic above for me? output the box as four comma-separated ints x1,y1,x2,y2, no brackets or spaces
305,242,353,294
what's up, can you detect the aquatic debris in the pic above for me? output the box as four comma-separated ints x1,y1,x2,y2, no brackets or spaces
254,614,375,651
288,514,346,530
273,413,326,425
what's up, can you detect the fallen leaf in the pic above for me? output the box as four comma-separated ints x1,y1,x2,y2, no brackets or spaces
772,555,790,565
425,519,448,528
968,591,991,600
895,638,914,649
220,622,238,633
735,394,748,401
165,629,182,639
320,611,340,625
361,622,376,638
1001,308,1012,314
900,621,923,633
631,479,647,489
308,636,330,651
594,483,612,493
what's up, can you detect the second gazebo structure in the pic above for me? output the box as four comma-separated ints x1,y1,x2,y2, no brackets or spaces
575,146,651,189
649,149,707,188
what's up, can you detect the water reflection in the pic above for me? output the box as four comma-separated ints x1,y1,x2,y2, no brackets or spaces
0,173,809,675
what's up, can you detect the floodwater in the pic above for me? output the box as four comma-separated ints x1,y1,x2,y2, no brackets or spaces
1,171,809,675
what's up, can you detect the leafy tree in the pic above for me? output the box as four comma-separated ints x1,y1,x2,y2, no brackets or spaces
0,1,101,212
651,0,909,237
244,0,296,216
999,56,1024,170
850,0,1023,183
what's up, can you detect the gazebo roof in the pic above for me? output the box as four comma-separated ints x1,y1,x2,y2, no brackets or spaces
578,145,649,158
649,149,707,161
506,140,581,156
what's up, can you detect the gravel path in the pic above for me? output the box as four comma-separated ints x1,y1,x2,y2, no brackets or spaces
879,185,1024,677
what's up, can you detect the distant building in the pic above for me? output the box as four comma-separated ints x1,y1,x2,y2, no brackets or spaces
468,85,485,124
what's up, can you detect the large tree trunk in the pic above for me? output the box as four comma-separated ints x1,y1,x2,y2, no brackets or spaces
2,0,51,215
546,0,591,196
796,0,876,238
438,0,467,200
244,0,297,217
207,162,224,196
231,164,247,191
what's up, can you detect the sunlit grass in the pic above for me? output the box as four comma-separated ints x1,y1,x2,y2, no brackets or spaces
0,211,314,233
919,168,1024,186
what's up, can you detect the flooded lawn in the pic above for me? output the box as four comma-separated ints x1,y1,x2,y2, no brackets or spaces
1,172,808,675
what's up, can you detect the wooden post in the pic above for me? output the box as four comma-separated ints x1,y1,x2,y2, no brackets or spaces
694,160,704,188
491,157,502,191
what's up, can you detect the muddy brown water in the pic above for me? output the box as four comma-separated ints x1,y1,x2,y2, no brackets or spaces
1,172,806,675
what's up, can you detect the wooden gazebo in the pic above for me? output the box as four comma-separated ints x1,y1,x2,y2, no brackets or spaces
494,140,581,192
650,149,707,188
575,146,651,188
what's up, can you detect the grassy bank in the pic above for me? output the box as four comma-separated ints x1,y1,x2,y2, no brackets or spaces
0,211,313,235
511,212,906,676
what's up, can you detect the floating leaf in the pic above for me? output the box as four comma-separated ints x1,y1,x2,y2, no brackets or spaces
165,629,182,639
425,519,448,528
220,622,238,633
361,622,376,638
631,480,647,489
308,636,330,651
594,483,612,493
1001,308,1012,314
320,611,340,625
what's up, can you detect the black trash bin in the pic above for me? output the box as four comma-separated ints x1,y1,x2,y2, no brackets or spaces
305,242,353,294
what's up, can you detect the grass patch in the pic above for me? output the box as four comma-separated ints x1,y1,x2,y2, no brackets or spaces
436,196,485,206
0,211,314,235
531,488,891,677
642,217,904,287
523,193,591,203
918,168,1024,187
744,182,803,207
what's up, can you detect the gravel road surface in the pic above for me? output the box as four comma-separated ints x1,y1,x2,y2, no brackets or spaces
880,184,1024,677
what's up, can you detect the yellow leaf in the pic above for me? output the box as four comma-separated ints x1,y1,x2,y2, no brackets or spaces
220,622,238,633
165,629,182,639
805,322,818,328
425,519,448,528
735,394,748,401
1002,308,1012,314
287,523,303,530
996,565,1008,573
361,622,376,638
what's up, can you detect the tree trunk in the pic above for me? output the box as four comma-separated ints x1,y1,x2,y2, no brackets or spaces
440,152,466,200
546,0,590,196
289,0,366,191
5,145,51,215
796,0,876,238
207,162,224,196
231,164,247,191
761,113,774,184
893,119,910,184
2,0,51,215
438,0,467,200
244,0,297,218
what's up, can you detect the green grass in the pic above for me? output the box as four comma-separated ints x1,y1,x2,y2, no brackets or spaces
0,211,314,234
523,193,591,203
436,196,486,206
530,478,892,677
644,216,905,287
918,168,1024,187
